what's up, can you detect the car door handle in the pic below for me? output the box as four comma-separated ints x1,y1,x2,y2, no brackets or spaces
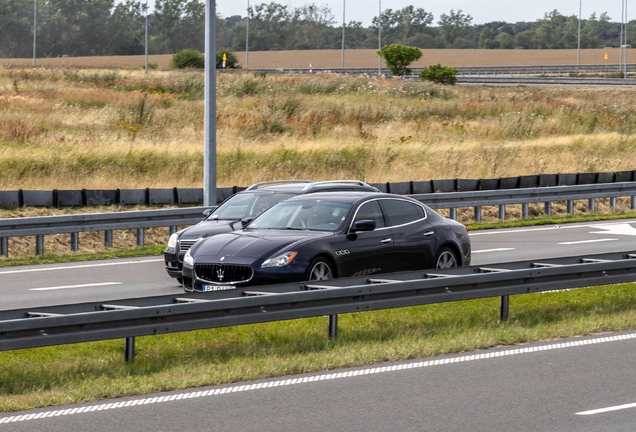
380,238,392,244
423,231,434,237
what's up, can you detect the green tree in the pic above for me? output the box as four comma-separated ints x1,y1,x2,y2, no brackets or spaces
107,0,145,55
419,63,459,85
170,48,204,68
438,9,473,47
372,6,433,46
377,43,422,76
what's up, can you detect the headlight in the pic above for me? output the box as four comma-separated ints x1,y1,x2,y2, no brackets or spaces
262,251,297,268
183,249,194,266
167,233,178,249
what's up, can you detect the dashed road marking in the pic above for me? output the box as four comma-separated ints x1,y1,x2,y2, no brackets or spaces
29,282,122,291
577,402,636,415
472,248,515,254
0,259,163,275
2,332,635,425
559,239,617,245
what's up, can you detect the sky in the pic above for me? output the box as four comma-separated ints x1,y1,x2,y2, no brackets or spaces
215,0,627,26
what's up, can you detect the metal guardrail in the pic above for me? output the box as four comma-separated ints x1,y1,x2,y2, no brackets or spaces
1,251,636,361
454,76,636,86
1,182,636,257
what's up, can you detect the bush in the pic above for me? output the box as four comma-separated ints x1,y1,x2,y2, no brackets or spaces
216,48,240,69
419,63,459,85
170,49,205,69
377,44,423,76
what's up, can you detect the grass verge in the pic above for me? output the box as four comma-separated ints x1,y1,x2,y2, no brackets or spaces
2,282,636,413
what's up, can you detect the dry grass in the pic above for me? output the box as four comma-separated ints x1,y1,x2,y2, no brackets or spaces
0,49,626,69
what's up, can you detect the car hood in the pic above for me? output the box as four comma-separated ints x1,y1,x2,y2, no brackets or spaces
190,229,333,262
180,219,243,239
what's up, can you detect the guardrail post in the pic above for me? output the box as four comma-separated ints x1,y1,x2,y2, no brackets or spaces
125,337,135,362
500,296,509,321
521,203,528,218
474,206,481,222
631,196,636,210
169,226,177,236
136,228,144,247
105,230,113,248
610,197,617,211
544,202,551,216
35,235,44,256
588,198,596,213
498,204,506,220
567,200,574,214
1,237,7,257
449,208,457,220
328,315,338,339
70,233,79,252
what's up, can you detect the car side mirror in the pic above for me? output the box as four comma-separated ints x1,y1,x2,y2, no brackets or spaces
352,219,375,232
203,209,212,216
241,217,253,228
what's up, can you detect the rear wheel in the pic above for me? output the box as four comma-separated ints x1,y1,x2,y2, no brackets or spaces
435,247,458,269
307,258,334,281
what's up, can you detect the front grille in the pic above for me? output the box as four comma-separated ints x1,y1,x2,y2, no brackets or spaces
195,264,254,284
179,239,198,253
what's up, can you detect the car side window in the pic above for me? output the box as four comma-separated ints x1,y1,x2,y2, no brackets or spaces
353,201,386,228
381,199,425,226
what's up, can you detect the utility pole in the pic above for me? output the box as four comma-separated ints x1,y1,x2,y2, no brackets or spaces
378,0,381,74
341,0,345,69
145,0,148,70
33,0,36,67
620,0,624,73
203,0,217,206
626,0,629,78
577,0,581,66
246,0,249,70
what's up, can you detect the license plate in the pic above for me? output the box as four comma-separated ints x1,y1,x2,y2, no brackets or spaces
202,285,236,292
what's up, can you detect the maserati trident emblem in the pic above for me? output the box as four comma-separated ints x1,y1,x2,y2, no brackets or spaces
217,267,225,281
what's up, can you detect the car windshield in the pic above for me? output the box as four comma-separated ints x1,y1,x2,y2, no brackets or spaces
248,201,351,231
209,193,295,220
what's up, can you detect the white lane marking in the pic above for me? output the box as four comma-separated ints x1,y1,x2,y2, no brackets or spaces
29,282,122,291
577,402,636,415
469,220,636,236
472,248,515,254
0,259,163,275
559,239,617,245
2,332,635,425
590,223,636,236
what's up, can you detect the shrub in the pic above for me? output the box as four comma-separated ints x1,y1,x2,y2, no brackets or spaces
170,49,205,69
419,63,460,85
377,44,423,76
216,48,240,69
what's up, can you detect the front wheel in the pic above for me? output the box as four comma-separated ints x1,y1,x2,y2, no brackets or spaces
435,247,458,269
307,258,334,281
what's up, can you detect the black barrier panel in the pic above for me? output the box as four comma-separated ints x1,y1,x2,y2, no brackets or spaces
558,173,578,186
539,174,558,187
388,182,411,195
615,171,635,182
370,183,389,193
499,177,520,189
233,186,247,194
176,188,204,205
597,172,615,183
480,178,499,190
578,173,598,185
218,188,234,204
519,175,539,188
412,181,432,194
457,179,480,192
119,189,146,206
22,190,54,208
56,190,84,207
432,179,456,193
0,191,20,208
85,190,117,206
148,189,176,205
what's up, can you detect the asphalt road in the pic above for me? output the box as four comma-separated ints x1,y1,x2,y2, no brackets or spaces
3,330,636,431
2,218,636,310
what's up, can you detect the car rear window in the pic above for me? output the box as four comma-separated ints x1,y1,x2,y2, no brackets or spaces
381,199,425,226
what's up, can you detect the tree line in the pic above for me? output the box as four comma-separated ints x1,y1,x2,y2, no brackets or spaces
0,0,633,59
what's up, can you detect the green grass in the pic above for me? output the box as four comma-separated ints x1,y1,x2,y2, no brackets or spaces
2,282,636,413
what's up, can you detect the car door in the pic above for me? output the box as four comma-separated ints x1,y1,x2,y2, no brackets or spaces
380,199,436,272
342,200,394,277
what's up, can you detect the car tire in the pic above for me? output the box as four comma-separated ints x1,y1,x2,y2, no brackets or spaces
435,247,458,269
307,257,334,281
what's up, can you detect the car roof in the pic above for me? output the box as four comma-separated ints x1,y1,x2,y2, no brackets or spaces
280,191,415,205
240,180,380,194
